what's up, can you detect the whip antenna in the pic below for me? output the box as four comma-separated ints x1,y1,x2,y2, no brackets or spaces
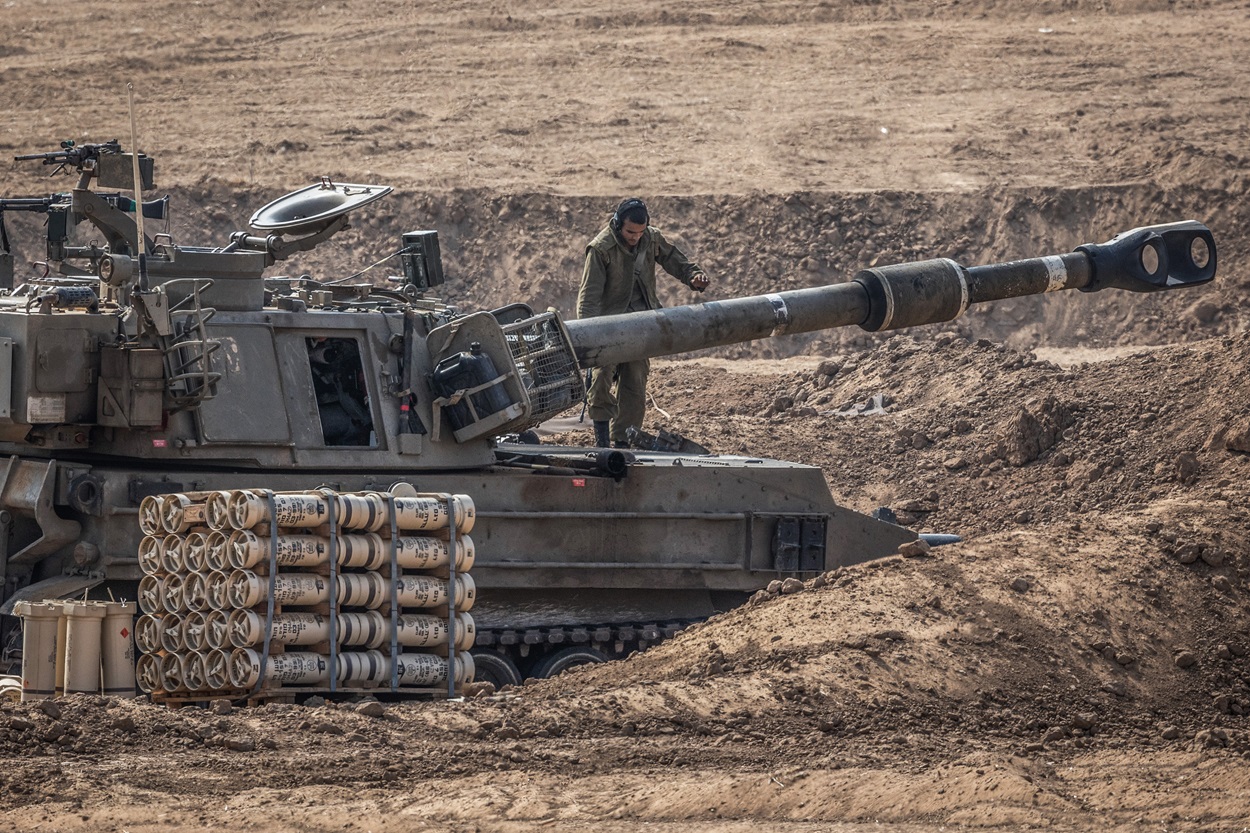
126,82,148,290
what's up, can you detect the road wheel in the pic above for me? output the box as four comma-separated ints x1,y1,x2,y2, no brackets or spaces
470,650,523,689
532,646,609,679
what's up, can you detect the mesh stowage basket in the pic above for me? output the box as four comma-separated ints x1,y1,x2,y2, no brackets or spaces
501,311,584,426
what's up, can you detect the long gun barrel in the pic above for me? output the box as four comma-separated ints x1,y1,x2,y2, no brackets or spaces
14,151,75,163
15,140,121,165
0,197,59,212
564,221,1215,368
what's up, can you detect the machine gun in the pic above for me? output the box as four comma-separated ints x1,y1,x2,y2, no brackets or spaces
16,140,126,178
12,139,155,217
0,196,64,214
4,142,161,284
0,191,169,288
0,195,67,288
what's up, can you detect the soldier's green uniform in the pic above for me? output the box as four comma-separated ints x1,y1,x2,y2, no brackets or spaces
578,223,706,445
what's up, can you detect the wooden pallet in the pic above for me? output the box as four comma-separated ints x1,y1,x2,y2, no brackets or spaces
150,682,462,708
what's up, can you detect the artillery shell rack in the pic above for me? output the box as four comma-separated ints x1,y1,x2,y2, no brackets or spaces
134,486,477,707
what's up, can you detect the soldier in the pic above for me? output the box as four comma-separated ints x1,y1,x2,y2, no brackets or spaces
578,198,710,447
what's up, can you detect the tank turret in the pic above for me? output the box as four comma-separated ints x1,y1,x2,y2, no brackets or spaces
0,140,1217,685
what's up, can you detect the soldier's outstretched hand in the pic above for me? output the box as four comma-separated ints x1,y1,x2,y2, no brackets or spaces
691,272,710,292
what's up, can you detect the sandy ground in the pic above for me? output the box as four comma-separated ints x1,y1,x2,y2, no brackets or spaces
3,1,1250,831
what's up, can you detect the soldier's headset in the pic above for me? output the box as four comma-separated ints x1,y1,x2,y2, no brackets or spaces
611,198,649,231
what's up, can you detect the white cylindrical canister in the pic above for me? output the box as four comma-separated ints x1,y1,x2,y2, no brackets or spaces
338,493,475,534
62,600,107,695
138,495,164,536
158,652,187,692
228,491,334,530
337,650,388,683
183,531,209,573
181,610,208,653
394,612,476,651
204,530,231,571
182,651,207,692
229,529,463,572
392,534,475,572
159,573,186,615
456,652,476,685
101,601,137,699
134,613,166,655
395,493,475,533
160,534,186,575
203,648,231,690
205,490,234,531
137,535,164,576
215,610,473,651
228,570,331,609
392,652,475,686
12,601,60,701
204,608,231,650
182,572,209,612
135,652,162,694
138,574,163,615
229,649,330,689
159,615,186,654
225,608,262,649
338,611,387,648
392,573,476,612
205,570,230,610
336,571,388,609
338,533,386,569
228,609,331,648
161,493,207,534
333,494,387,532
228,529,325,570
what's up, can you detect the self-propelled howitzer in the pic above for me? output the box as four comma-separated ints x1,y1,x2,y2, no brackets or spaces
0,140,1216,684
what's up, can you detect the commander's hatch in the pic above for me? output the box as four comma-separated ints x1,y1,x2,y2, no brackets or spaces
242,179,392,261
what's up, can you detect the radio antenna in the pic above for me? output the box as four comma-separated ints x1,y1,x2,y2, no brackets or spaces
126,82,148,290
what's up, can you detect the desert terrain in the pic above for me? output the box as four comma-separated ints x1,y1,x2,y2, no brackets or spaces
2,0,1250,830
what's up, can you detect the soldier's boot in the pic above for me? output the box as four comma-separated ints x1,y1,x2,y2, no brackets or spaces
593,420,611,448
618,424,639,449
